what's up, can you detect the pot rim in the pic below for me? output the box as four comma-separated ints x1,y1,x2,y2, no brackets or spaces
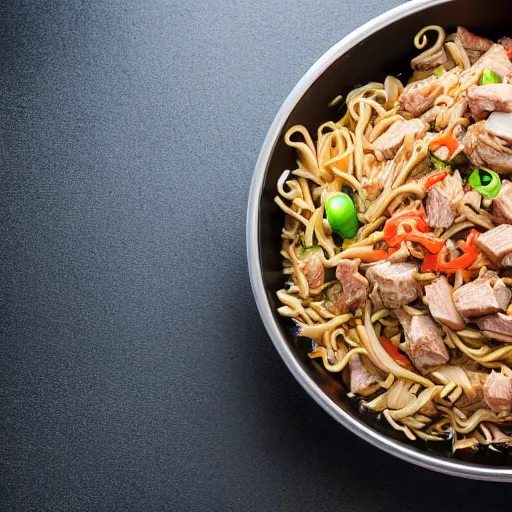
246,0,512,481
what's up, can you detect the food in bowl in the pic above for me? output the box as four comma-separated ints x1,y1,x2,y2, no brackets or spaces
275,25,512,454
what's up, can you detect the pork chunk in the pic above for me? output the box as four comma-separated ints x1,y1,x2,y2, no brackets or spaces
484,372,512,413
453,277,510,318
349,354,382,397
335,258,368,314
461,44,512,85
298,249,325,289
493,181,512,225
425,276,466,330
457,27,494,60
366,262,421,309
467,84,512,120
425,171,464,229
463,121,512,174
400,76,444,117
372,118,428,160
395,310,449,373
475,224,512,265
475,313,512,340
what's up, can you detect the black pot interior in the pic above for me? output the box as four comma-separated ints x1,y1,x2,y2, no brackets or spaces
258,0,512,466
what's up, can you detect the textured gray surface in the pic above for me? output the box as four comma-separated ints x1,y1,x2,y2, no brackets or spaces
2,1,512,511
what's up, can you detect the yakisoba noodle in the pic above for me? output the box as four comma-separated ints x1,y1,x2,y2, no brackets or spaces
275,26,512,454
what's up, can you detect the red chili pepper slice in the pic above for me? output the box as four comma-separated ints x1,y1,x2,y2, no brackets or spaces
421,229,480,273
429,133,460,156
424,171,448,191
379,336,415,372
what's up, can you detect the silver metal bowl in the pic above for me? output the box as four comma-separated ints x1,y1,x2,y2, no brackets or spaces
247,0,512,481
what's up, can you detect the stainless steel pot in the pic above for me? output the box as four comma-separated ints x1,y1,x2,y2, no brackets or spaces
247,0,512,480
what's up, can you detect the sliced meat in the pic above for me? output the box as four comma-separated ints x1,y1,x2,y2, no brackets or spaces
463,121,512,174
395,310,449,374
483,372,512,413
467,84,512,120
464,44,512,83
372,118,428,160
348,354,382,397
412,46,449,71
425,276,466,330
492,180,512,225
494,278,511,311
457,27,493,64
499,37,512,50
458,27,493,53
366,262,421,309
335,258,368,313
400,76,444,117
475,224,512,265
485,112,512,142
298,249,325,289
425,171,464,229
475,313,512,339
453,277,510,318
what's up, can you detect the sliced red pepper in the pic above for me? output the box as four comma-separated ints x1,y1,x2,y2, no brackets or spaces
379,336,415,372
421,229,480,274
384,215,444,253
424,171,448,191
383,213,429,240
506,48,512,59
421,251,440,273
429,133,460,156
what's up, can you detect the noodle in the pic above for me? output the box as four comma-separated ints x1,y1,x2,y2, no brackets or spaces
274,25,512,454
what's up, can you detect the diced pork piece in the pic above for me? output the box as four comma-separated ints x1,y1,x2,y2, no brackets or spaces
298,250,324,289
499,37,512,50
475,224,512,265
457,27,493,63
425,276,466,330
335,258,368,314
366,262,421,309
395,310,449,373
348,354,383,397
453,277,510,318
463,121,512,174
412,46,449,71
494,278,511,311
467,84,512,120
485,112,512,142
483,372,512,413
372,118,429,160
492,181,512,225
425,171,464,229
475,313,512,340
400,76,444,117
462,44,512,85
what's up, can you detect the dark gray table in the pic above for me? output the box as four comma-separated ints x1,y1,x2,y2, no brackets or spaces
2,1,512,510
